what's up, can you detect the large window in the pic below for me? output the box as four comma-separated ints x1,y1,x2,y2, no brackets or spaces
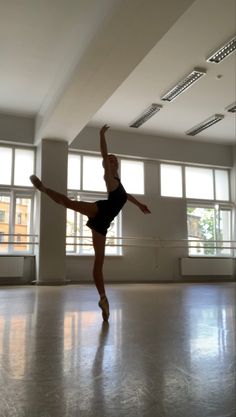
161,164,230,201
67,152,141,255
0,145,35,254
160,162,232,257
67,153,145,256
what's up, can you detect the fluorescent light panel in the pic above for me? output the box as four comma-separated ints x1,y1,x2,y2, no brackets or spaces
207,35,236,63
186,114,224,136
161,68,206,102
226,102,236,113
130,104,162,128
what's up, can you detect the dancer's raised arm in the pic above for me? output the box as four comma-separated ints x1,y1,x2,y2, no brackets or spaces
100,124,119,192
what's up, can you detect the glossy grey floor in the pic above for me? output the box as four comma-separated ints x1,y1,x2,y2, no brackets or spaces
0,283,235,417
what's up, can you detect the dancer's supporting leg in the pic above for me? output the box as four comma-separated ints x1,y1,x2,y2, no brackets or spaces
30,174,109,320
92,229,110,321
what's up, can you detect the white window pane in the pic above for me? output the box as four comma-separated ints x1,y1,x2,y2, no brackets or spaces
83,156,106,192
121,160,144,194
0,147,12,185
14,149,34,186
68,154,81,189
160,164,182,197
186,167,214,199
215,170,229,201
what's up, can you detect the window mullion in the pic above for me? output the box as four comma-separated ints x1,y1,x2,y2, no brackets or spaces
74,206,78,254
213,168,216,201
80,156,83,191
29,195,34,254
79,210,83,255
11,147,15,186
9,190,16,253
182,165,186,198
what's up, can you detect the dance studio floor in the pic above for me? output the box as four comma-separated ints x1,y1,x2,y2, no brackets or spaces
0,283,235,417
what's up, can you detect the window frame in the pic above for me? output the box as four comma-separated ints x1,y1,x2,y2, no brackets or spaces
160,161,233,258
159,162,231,203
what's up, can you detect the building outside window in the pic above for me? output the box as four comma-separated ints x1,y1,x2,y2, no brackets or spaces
0,231,4,243
0,210,5,223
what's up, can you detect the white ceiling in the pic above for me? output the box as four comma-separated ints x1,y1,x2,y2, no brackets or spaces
0,0,235,145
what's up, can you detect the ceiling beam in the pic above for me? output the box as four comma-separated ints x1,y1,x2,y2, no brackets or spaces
35,0,196,144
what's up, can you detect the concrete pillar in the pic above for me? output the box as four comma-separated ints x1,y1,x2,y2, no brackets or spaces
36,139,68,284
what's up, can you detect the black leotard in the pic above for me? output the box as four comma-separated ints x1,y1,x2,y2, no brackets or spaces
86,178,127,236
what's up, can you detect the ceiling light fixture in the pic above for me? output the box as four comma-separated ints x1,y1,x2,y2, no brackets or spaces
161,68,206,102
130,103,162,128
207,35,236,63
186,114,224,136
225,101,236,113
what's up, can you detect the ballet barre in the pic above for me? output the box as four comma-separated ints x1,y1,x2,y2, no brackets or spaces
0,234,235,250
65,236,236,250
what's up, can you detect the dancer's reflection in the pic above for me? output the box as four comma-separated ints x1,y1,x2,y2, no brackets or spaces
91,322,110,414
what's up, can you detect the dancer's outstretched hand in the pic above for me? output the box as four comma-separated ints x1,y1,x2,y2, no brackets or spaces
139,204,151,214
100,124,110,135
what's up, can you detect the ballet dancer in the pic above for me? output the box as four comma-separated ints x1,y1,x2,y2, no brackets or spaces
30,125,151,321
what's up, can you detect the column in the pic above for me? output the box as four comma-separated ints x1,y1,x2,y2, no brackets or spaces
36,139,68,284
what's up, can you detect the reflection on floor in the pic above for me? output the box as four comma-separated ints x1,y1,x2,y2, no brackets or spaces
0,283,235,417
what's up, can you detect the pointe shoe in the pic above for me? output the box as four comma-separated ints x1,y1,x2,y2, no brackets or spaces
29,175,44,191
98,296,110,322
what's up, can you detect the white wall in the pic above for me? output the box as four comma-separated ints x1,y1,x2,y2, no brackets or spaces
0,113,35,144
66,128,235,283
71,126,233,167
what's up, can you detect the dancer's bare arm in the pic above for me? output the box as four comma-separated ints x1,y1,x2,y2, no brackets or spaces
127,194,151,214
100,125,118,191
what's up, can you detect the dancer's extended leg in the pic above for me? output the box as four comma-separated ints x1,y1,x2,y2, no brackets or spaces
30,175,98,217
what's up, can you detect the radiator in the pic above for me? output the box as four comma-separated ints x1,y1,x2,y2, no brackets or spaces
0,257,24,278
180,257,234,276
